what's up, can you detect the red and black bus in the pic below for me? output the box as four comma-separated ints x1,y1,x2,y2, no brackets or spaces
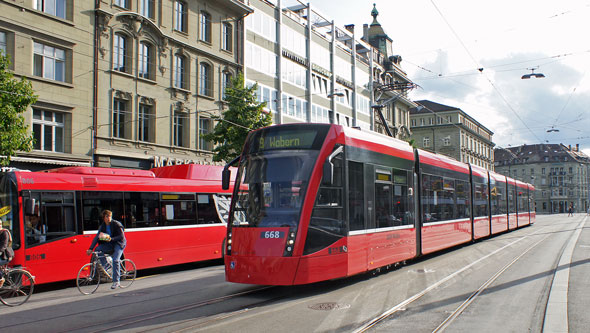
0,164,232,284
222,123,534,285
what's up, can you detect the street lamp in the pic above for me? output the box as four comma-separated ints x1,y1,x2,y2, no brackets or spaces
521,67,545,79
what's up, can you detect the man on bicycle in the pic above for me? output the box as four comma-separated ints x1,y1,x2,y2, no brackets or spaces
87,210,126,289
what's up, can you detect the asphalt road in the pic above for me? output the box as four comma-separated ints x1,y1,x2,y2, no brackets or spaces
0,214,587,332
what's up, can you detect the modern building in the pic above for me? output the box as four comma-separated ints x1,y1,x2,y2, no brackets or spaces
409,100,494,170
2,0,251,171
244,1,416,139
494,143,590,214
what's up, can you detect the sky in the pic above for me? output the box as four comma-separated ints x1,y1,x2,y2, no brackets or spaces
283,0,590,155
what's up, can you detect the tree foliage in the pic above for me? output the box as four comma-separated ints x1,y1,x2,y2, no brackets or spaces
201,73,272,162
0,53,37,166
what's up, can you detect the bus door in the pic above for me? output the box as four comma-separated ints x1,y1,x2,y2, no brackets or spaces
22,191,81,284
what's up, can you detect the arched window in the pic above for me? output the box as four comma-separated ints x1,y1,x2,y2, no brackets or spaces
174,54,186,89
199,62,212,96
113,33,128,73
138,42,153,79
200,11,211,42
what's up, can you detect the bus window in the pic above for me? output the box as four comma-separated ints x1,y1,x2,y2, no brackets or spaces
124,192,159,228
26,191,76,244
161,193,196,226
0,173,21,249
197,194,223,224
80,191,125,230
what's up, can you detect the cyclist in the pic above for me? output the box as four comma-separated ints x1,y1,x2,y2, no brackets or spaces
0,223,14,288
87,210,126,289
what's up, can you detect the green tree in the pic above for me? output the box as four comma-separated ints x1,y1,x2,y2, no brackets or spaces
202,73,272,162
0,53,37,166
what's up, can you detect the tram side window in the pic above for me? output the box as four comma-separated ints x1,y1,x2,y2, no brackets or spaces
161,193,196,226
80,191,125,230
26,191,76,246
473,181,489,217
422,174,441,222
392,169,414,226
508,185,516,214
348,161,364,231
517,189,526,213
455,180,470,219
375,169,393,228
124,192,159,228
197,194,223,224
497,184,507,214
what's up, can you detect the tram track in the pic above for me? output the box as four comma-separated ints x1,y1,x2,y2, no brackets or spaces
353,222,562,333
54,286,275,333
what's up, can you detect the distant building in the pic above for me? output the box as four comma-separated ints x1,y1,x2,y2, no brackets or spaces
494,143,590,214
410,100,494,170
244,1,416,139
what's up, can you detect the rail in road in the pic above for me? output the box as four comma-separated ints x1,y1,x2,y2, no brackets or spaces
0,214,588,332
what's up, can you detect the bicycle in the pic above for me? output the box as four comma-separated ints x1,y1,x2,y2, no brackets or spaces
0,265,35,306
76,251,136,295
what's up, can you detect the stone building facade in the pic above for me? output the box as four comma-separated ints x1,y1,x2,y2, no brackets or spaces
1,0,95,170
410,100,494,170
495,143,590,214
1,0,250,171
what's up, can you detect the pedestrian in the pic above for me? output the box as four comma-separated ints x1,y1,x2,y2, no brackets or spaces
567,203,573,217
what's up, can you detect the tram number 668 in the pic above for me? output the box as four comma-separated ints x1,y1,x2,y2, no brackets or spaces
260,231,284,239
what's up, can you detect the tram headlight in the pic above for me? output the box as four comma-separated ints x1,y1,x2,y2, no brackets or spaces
227,245,231,250
228,239,232,244
288,240,294,245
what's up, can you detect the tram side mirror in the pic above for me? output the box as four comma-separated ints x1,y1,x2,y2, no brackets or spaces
322,160,334,185
24,198,37,216
222,169,231,190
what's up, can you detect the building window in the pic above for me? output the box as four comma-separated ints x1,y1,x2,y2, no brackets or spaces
140,0,155,19
138,103,153,142
222,22,232,52
113,98,128,139
173,112,186,147
222,72,232,100
138,42,153,79
200,11,212,42
32,109,64,152
0,31,6,54
174,54,186,89
34,42,65,82
34,0,66,19
113,33,128,73
199,62,212,97
423,137,430,148
199,118,212,151
174,1,187,33
443,137,450,146
114,0,129,9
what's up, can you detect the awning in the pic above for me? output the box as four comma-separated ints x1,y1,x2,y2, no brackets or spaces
11,156,91,167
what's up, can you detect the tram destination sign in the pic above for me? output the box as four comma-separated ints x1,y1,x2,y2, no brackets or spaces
254,129,319,152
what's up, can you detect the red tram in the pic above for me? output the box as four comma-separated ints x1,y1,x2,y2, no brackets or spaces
0,164,232,284
222,124,535,285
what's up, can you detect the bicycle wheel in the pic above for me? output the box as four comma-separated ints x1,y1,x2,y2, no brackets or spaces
118,259,136,289
0,269,35,306
76,263,100,295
